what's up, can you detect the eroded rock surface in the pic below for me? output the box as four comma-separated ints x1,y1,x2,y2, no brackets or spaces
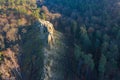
38,19,66,80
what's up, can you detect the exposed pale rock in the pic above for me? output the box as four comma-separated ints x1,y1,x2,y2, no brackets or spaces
38,19,66,80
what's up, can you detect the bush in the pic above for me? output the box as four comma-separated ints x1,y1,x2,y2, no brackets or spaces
0,52,3,62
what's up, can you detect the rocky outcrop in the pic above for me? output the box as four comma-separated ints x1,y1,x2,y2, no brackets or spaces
39,19,55,48
0,14,66,80
38,19,66,80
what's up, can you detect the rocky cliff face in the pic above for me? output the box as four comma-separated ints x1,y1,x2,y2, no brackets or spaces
0,9,66,79
0,0,66,80
38,19,66,80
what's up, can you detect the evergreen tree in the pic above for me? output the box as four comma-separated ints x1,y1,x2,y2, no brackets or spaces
103,34,110,42
74,45,84,61
74,45,94,79
83,54,94,70
117,30,120,50
109,43,119,60
98,54,106,80
80,26,92,52
101,41,109,55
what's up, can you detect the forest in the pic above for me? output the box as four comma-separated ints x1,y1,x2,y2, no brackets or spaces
0,0,120,80
40,0,120,80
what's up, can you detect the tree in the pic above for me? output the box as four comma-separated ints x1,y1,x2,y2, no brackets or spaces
11,0,15,7
0,35,4,50
80,26,92,52
103,34,110,42
101,41,109,55
109,42,119,60
98,54,106,80
0,0,5,7
71,20,77,35
74,45,94,79
33,8,40,19
84,53,95,80
16,0,21,5
74,45,84,61
101,41,119,80
117,30,120,50
7,0,15,7
40,13,46,20
0,52,3,61
95,30,102,39
83,54,94,70
21,0,26,5
94,39,101,50
117,30,120,40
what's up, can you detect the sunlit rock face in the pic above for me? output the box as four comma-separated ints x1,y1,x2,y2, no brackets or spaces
38,19,55,48
38,19,66,80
